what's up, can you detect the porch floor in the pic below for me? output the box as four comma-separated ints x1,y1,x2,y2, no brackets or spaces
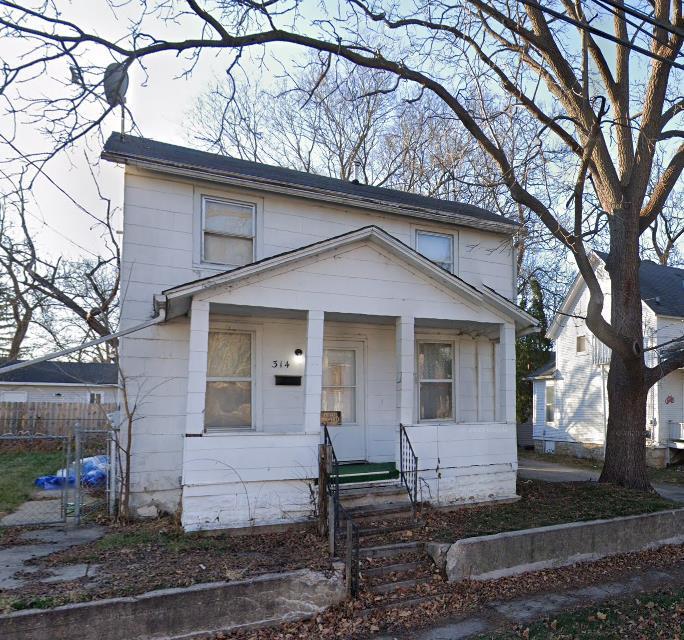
338,462,399,484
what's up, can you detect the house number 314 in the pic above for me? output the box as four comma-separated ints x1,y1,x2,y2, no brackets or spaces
272,360,290,368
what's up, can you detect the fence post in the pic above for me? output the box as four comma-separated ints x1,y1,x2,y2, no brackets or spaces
345,519,353,595
318,443,330,536
74,424,82,526
108,427,118,517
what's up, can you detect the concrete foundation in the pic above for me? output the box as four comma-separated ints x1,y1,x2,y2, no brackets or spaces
533,439,668,469
0,567,345,640
428,509,684,582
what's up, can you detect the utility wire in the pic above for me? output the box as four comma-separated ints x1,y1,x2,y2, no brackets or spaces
516,0,684,71
590,0,684,39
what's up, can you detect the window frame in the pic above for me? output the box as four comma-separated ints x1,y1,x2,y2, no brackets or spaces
576,334,587,354
545,381,555,424
321,347,360,426
200,195,256,267
89,392,102,405
204,329,256,433
416,339,456,423
415,230,454,272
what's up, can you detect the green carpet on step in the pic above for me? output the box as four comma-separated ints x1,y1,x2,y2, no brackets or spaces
336,462,399,484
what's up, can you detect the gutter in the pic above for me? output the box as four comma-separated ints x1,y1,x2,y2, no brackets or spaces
0,310,166,376
102,153,519,236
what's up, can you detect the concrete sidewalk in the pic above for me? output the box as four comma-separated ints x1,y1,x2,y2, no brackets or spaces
377,562,684,639
517,456,684,503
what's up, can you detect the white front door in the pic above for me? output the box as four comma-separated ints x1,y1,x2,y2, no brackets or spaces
322,341,365,462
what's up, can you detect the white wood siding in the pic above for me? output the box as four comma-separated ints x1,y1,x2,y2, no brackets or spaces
0,385,116,404
118,168,517,518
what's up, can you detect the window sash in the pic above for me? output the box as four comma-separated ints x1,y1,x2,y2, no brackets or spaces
205,331,255,431
201,196,255,266
416,230,453,271
418,341,455,421
545,384,555,423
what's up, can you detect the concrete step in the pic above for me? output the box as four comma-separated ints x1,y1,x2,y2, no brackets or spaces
362,560,423,578
357,520,421,538
346,501,413,523
359,541,424,559
369,575,433,595
338,481,408,508
359,593,436,617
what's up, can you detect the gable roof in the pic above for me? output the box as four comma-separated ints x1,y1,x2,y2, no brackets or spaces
595,251,684,318
0,361,117,385
157,225,539,334
548,252,684,340
102,133,517,234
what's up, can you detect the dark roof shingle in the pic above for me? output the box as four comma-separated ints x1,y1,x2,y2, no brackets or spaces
526,355,556,380
102,133,516,230
0,361,117,385
595,252,684,318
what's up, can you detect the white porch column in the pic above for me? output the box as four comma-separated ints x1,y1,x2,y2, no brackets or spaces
185,299,210,435
304,310,325,434
498,322,516,423
396,316,415,425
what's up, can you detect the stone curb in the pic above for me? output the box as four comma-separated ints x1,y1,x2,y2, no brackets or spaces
0,566,346,640
427,508,684,582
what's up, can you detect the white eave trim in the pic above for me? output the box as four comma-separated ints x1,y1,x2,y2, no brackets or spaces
158,226,538,331
103,154,519,235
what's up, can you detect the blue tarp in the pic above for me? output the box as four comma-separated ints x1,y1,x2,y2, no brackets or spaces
35,455,109,490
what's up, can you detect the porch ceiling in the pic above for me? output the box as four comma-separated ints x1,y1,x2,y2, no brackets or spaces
209,303,306,320
415,317,501,339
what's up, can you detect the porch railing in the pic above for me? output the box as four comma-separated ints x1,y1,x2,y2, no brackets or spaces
321,426,360,596
399,424,418,517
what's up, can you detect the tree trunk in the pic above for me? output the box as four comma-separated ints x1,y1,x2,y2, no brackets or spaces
599,211,651,491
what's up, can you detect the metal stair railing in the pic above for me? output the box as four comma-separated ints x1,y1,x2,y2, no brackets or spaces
399,423,419,519
323,426,361,596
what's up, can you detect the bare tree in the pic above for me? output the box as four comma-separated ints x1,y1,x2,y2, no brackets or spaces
1,1,683,489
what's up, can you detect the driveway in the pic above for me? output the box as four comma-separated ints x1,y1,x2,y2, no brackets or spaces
517,456,684,504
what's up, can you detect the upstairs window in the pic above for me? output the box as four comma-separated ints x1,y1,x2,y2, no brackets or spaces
202,196,255,267
545,382,555,423
89,393,102,404
416,231,453,272
576,335,587,353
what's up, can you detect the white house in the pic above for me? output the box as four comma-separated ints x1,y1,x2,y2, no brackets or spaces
103,133,538,531
530,253,684,468
0,361,117,404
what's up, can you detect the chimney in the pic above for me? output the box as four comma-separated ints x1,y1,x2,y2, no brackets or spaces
352,159,362,184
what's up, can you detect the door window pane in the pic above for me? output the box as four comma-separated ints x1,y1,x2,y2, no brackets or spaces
418,343,453,380
322,388,356,423
322,349,357,424
420,382,453,420
205,381,252,429
416,231,453,271
207,333,251,377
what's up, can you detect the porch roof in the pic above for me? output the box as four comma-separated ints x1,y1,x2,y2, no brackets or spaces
156,226,539,334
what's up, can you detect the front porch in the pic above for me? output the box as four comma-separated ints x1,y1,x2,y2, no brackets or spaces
162,227,534,530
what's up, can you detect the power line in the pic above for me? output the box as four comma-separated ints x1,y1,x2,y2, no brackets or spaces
590,0,684,39
516,0,684,71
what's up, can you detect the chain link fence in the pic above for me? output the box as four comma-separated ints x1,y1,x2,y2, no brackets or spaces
0,425,118,528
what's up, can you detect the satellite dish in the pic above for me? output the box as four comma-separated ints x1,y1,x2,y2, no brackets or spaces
103,62,129,107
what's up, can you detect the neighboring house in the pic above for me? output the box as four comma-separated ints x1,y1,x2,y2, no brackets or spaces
530,254,684,468
0,361,118,404
102,133,538,531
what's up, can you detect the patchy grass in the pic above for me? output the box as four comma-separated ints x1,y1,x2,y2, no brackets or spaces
0,518,330,613
0,451,64,515
477,589,684,639
422,478,675,542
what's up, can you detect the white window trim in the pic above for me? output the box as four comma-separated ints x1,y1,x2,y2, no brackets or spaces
204,328,257,433
193,186,264,271
201,195,256,268
416,338,457,423
545,381,556,424
415,229,454,272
